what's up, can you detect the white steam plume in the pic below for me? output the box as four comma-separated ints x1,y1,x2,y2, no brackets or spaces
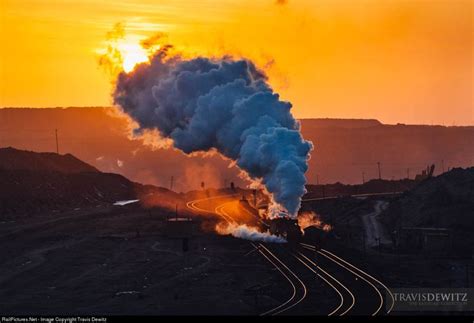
113,49,313,217
217,223,287,243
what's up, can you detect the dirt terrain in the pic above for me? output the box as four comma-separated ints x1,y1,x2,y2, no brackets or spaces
1,148,473,315
0,202,340,315
0,204,262,315
0,147,182,218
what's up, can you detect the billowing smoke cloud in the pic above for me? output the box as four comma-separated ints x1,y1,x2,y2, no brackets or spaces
113,48,312,218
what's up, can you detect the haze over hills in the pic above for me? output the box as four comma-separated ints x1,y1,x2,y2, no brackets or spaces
1,107,472,190
300,118,382,128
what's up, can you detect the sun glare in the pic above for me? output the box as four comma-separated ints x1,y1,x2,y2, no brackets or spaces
118,42,149,73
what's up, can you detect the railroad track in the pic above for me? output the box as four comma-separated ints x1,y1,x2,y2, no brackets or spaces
300,242,394,314
292,250,355,315
252,243,308,316
186,195,394,316
186,194,236,215
187,196,308,315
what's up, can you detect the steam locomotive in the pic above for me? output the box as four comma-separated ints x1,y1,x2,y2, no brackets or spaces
268,217,302,243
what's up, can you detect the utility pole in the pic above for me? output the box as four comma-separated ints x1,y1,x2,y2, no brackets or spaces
377,162,382,180
406,168,410,180
170,176,174,191
55,129,59,154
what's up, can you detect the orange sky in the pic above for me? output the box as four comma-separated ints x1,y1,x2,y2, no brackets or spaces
0,0,472,125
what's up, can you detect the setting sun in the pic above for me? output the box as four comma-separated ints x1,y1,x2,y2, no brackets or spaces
118,42,149,73
96,30,151,74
